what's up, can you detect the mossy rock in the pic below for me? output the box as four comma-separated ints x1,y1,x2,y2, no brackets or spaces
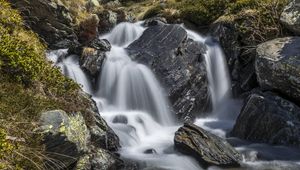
39,110,91,169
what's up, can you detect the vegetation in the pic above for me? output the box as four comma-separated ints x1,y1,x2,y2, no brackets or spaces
0,0,89,169
138,0,288,44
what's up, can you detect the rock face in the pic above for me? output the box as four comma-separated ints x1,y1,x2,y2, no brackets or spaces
174,123,241,168
127,24,209,120
231,91,300,147
256,37,300,103
9,0,77,49
281,0,300,35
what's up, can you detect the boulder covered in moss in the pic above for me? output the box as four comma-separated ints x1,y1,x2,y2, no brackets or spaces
256,37,300,103
174,123,242,168
39,110,90,169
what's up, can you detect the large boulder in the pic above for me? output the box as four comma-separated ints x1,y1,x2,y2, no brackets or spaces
256,37,300,103
231,91,300,147
9,0,77,49
39,110,90,169
38,91,122,169
174,123,242,168
281,0,300,35
127,24,209,120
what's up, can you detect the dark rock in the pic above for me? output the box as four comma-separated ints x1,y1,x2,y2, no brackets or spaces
143,17,167,27
78,14,100,45
231,91,300,147
256,37,300,103
8,0,77,49
113,115,128,124
127,24,209,120
80,47,106,78
144,149,157,154
281,0,300,35
174,123,242,168
89,38,111,51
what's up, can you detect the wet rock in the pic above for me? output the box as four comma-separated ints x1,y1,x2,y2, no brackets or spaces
80,47,106,78
127,24,209,120
144,149,157,154
78,14,100,45
281,0,300,35
113,115,128,124
256,37,300,103
8,0,77,49
39,110,90,169
78,91,120,152
174,123,242,168
89,38,111,51
231,91,300,147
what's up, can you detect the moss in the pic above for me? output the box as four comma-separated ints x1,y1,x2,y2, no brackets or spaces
63,113,90,152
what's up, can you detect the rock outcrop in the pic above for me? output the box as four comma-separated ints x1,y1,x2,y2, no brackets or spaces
256,37,300,103
127,24,209,120
231,91,300,147
8,0,77,49
281,0,300,35
174,123,242,168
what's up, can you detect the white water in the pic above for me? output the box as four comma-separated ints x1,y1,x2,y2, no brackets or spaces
47,22,300,170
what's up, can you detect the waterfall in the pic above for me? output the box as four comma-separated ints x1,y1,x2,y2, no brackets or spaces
185,29,231,111
46,22,300,170
97,22,174,125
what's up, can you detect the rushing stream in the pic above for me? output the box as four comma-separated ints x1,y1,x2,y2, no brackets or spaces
47,22,300,170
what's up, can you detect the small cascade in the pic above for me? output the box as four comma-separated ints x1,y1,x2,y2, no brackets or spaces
101,22,145,47
185,29,231,111
46,50,92,93
97,22,174,126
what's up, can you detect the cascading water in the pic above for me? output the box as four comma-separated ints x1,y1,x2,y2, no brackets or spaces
184,29,231,112
47,22,300,170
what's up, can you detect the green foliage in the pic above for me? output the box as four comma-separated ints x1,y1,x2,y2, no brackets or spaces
142,5,164,19
174,0,229,25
